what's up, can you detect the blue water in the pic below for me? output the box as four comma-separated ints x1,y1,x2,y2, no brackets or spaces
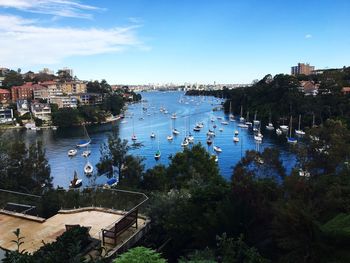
7,91,295,188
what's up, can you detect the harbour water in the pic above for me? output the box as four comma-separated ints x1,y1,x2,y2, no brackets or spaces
7,91,296,188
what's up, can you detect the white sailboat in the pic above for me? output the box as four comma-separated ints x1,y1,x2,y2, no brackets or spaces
131,117,137,141
77,125,91,147
245,111,252,126
266,112,274,130
239,106,245,122
295,114,305,135
229,101,235,121
167,121,173,141
69,171,82,188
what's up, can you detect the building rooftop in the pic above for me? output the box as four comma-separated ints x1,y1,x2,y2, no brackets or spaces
0,88,10,94
0,208,147,253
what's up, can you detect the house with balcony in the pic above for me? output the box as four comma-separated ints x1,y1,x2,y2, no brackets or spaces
0,108,13,124
31,102,51,121
73,93,103,105
16,99,30,116
49,96,78,108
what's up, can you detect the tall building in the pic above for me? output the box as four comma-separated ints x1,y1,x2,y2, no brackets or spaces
291,63,315,75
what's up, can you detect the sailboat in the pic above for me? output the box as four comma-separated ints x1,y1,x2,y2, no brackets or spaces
213,137,222,153
154,136,161,160
131,117,137,141
84,160,93,175
295,114,305,135
253,111,260,132
245,111,252,126
239,106,245,122
167,121,173,141
266,112,274,130
229,101,235,121
279,117,289,132
77,125,91,147
287,116,297,144
181,137,189,147
69,171,82,188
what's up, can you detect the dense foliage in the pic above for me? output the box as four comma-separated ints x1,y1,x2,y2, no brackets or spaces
4,227,92,263
187,70,350,128
0,137,52,194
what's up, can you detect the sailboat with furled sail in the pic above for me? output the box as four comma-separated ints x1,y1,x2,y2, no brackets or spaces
295,114,305,136
287,116,297,144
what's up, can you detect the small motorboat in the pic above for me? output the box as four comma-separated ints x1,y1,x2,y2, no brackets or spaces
280,125,289,132
233,136,239,143
68,149,77,157
254,135,263,142
238,123,249,128
276,128,282,135
207,130,215,136
207,137,213,145
51,126,58,130
172,128,180,135
295,129,306,136
84,161,93,175
150,132,156,139
219,128,223,132
234,130,239,135
82,150,91,157
193,126,201,132
171,113,177,119
70,171,82,188
131,134,137,141
154,150,161,161
287,137,298,144
266,123,274,130
181,138,189,147
188,134,194,143
221,121,229,125
104,178,118,188
167,135,173,141
213,146,222,153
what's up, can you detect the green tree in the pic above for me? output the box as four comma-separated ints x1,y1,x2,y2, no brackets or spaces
115,247,166,263
2,70,24,88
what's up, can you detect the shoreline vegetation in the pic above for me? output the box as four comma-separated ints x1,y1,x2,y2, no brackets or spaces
2,71,350,262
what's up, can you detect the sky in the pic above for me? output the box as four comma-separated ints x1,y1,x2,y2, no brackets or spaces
0,0,349,85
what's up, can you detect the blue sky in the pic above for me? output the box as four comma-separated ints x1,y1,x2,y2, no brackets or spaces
0,0,349,84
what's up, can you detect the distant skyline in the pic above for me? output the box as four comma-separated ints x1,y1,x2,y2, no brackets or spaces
0,0,349,84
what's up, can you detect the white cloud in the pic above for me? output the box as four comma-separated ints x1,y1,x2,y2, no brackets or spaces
305,34,312,39
0,14,144,67
0,0,103,18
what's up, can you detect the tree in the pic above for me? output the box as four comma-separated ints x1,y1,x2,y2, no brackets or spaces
52,108,80,127
115,247,166,263
2,70,24,88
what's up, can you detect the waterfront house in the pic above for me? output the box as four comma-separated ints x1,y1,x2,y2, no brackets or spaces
73,92,103,105
299,81,319,96
49,96,78,108
16,99,30,116
0,108,13,124
31,102,51,121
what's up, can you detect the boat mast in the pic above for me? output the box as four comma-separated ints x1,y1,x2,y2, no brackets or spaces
289,116,293,138
298,114,301,130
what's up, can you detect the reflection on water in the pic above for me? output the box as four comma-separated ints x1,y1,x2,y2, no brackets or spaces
5,91,295,188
